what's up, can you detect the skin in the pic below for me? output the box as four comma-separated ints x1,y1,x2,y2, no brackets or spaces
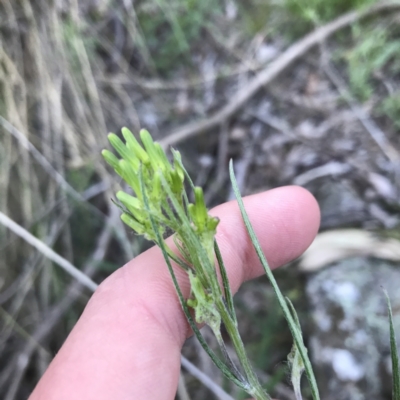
30,186,320,400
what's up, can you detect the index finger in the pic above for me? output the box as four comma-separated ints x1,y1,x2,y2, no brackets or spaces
30,186,320,400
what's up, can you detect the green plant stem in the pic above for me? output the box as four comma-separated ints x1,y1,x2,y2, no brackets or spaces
140,168,247,390
215,297,270,400
229,160,320,400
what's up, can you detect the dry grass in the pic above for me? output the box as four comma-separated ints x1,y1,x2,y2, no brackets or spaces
0,1,240,398
0,1,139,398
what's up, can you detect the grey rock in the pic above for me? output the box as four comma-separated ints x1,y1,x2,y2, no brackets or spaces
311,180,367,229
306,257,400,400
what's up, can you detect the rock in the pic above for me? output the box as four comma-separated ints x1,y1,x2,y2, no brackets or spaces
306,257,400,400
310,180,367,229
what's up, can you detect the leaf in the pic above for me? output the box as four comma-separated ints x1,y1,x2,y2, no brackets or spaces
229,159,320,400
384,289,400,400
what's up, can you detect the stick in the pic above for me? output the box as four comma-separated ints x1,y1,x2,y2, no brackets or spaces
0,212,98,291
160,1,400,148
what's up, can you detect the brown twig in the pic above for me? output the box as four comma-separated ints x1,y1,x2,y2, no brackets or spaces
322,58,400,163
160,1,400,148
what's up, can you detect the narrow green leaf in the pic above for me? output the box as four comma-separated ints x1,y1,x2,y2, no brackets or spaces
172,235,192,267
229,159,320,400
165,242,191,271
218,337,246,384
121,127,150,164
384,289,400,400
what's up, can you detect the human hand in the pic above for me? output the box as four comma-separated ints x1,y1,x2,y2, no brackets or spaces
30,187,320,400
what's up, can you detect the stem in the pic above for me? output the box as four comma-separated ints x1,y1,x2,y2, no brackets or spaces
215,297,270,400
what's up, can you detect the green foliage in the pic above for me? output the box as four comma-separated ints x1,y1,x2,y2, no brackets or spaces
381,93,400,128
384,290,400,399
283,0,375,25
346,26,400,101
237,0,377,39
236,0,274,36
136,0,223,73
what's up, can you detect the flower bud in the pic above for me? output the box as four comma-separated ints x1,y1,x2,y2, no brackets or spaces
140,129,159,171
189,187,208,231
119,160,141,196
170,170,183,196
172,150,185,182
108,133,140,171
151,171,163,203
102,149,121,174
154,142,171,175
116,191,142,215
121,213,146,235
121,127,150,165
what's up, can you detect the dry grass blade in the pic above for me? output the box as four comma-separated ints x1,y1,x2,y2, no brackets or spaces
0,212,98,291
0,116,89,204
181,356,235,400
322,60,400,162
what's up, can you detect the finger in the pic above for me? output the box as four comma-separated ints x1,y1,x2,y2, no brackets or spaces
30,186,320,400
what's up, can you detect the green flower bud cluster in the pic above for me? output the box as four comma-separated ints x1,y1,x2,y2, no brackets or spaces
103,128,226,342
102,128,186,239
102,128,219,259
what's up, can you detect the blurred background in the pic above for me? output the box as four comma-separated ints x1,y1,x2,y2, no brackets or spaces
1,0,400,399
